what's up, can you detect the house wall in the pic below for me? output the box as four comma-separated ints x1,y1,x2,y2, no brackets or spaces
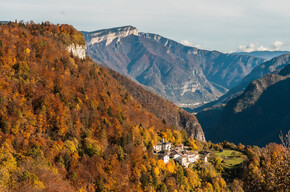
188,154,199,163
164,156,169,164
154,144,162,151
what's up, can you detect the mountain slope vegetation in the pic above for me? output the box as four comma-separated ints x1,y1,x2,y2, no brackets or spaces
0,21,228,192
107,68,205,140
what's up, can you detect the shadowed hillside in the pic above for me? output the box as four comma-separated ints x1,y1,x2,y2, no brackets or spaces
197,62,290,146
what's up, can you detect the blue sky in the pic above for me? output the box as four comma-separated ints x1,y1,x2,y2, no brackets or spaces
1,0,290,52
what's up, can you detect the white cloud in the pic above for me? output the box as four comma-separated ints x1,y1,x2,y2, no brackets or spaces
234,40,290,53
194,44,201,49
180,40,193,46
180,40,201,49
271,40,284,50
256,46,269,51
236,43,270,52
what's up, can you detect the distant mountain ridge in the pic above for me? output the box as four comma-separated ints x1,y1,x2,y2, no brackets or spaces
0,21,9,24
233,50,290,60
214,63,290,146
193,53,290,113
83,26,265,108
196,56,290,146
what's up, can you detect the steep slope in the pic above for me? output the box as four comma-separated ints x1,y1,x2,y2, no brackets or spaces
233,50,290,60
0,22,206,191
107,68,205,140
198,63,290,146
83,26,264,108
234,53,290,93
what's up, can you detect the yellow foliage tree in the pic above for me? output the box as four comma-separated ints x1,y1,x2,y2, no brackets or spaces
0,143,18,191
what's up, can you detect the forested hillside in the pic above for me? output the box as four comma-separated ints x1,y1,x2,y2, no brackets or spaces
0,21,222,192
0,22,288,192
107,68,205,141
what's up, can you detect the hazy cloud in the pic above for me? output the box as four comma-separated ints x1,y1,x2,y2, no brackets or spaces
271,40,284,50
180,40,202,49
194,44,201,49
234,40,290,53
236,43,269,52
180,40,193,46
270,40,290,50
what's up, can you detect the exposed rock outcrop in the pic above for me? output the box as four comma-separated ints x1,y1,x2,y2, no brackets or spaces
67,44,86,59
83,26,138,46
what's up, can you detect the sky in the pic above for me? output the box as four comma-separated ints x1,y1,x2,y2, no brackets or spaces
1,0,290,52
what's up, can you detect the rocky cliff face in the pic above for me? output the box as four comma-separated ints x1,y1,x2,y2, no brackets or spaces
83,26,264,108
67,43,86,59
83,26,138,46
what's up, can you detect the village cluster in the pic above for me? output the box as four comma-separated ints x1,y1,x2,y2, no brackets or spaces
153,139,209,167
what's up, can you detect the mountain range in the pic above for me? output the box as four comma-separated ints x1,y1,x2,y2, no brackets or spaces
82,25,290,147
197,54,290,146
233,50,290,60
193,53,290,113
83,26,265,108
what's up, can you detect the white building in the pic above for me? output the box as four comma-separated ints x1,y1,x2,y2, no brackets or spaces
199,151,210,163
153,138,171,152
175,144,184,151
176,155,189,167
159,154,170,164
170,151,181,160
187,152,199,163
154,142,163,151
162,142,171,151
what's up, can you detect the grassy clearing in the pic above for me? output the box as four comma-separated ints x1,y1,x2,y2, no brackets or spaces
214,150,247,169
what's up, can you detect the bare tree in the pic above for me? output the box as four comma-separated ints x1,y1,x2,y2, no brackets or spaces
279,130,290,158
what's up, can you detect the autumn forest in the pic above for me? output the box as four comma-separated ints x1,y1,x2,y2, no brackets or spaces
0,22,289,192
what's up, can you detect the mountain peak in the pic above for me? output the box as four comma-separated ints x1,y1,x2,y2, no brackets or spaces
83,25,138,46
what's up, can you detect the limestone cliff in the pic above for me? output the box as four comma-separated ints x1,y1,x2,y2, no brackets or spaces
67,43,86,59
